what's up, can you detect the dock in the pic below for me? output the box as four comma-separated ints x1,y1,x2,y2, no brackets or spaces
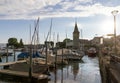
0,69,48,83
0,60,49,83
0,60,26,66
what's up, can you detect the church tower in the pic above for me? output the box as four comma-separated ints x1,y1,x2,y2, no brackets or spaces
73,22,80,49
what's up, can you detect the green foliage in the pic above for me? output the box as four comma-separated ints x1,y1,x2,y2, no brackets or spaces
63,38,71,43
8,38,24,48
45,41,54,47
8,38,18,47
56,42,66,48
55,38,71,48
19,39,24,47
62,38,71,48
50,41,54,47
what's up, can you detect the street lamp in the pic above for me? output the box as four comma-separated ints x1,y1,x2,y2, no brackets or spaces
111,10,119,55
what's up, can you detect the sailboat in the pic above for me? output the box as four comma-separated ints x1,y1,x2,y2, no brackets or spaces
17,18,45,60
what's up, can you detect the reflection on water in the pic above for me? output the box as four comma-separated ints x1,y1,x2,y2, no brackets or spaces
72,62,79,81
49,56,101,83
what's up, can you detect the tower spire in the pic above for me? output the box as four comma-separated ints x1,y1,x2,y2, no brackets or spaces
73,18,79,33
73,18,80,49
75,18,77,24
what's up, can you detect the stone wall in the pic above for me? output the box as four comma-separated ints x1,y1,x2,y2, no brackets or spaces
99,54,120,83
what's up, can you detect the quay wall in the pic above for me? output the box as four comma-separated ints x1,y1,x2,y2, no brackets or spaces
99,54,120,83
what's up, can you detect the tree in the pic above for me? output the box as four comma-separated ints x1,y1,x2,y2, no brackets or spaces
63,38,71,43
56,42,66,48
19,39,24,48
45,41,54,48
63,38,72,48
8,38,18,47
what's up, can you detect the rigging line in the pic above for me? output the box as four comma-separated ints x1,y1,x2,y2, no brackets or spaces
36,17,40,51
31,17,39,44
45,18,53,42
57,33,59,42
29,24,31,44
49,18,53,41
42,18,52,53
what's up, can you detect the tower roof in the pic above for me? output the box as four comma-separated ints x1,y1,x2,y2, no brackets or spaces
73,22,79,33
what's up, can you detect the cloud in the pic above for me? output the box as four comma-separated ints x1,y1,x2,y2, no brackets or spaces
74,3,120,16
0,0,119,20
43,0,61,6
78,0,93,3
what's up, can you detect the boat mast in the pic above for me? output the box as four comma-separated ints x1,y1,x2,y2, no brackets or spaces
45,18,53,65
29,25,31,45
29,17,39,82
66,29,67,48
49,18,52,42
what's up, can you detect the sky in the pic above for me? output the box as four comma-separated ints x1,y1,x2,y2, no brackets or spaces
0,0,120,44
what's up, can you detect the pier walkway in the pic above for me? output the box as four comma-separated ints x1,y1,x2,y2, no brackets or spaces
0,69,47,79
0,59,49,83
0,60,26,66
0,69,48,83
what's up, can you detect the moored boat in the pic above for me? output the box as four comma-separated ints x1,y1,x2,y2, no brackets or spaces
17,51,45,60
87,47,97,57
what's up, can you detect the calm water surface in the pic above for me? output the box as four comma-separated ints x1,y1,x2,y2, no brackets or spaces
49,56,101,83
0,53,101,83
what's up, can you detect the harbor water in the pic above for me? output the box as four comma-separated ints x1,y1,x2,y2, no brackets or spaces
0,52,101,83
49,56,101,83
